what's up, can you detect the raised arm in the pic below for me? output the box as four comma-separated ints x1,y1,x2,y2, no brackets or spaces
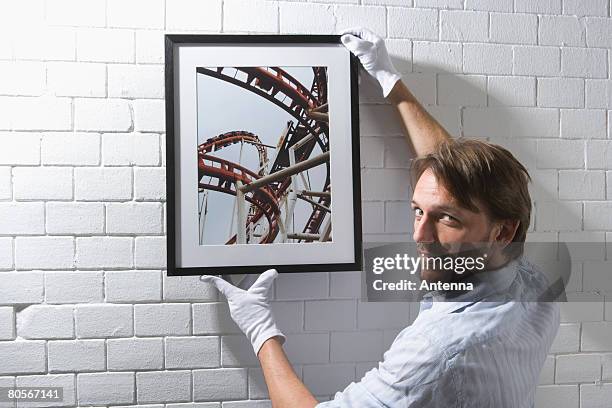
340,28,452,157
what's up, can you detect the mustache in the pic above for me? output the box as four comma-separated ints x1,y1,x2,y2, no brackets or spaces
416,242,489,258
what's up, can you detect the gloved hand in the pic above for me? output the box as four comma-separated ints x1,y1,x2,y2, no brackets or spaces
340,27,401,98
200,268,285,356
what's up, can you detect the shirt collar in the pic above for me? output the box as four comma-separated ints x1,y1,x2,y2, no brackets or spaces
419,256,521,314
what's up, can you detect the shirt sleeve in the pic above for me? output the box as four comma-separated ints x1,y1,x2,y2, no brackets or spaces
315,327,453,408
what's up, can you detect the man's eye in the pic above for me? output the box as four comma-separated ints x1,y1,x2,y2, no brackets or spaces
413,208,423,217
441,214,457,222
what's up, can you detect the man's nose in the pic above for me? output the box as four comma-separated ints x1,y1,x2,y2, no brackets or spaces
413,214,436,243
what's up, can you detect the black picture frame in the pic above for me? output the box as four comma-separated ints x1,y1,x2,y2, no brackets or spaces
165,34,362,276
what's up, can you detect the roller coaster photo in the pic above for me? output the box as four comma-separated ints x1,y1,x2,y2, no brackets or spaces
196,65,331,246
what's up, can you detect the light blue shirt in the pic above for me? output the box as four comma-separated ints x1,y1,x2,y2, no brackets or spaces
317,255,560,408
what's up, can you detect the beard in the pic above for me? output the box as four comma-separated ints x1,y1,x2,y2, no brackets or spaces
417,240,493,284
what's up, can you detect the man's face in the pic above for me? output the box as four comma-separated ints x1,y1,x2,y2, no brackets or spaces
411,168,500,283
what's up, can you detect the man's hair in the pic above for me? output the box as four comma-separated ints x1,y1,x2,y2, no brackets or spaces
410,138,532,259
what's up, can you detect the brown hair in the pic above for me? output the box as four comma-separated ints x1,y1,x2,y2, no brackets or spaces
410,138,532,259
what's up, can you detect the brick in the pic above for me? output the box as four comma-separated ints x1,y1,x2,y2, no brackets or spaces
107,338,163,370
12,26,76,61
463,43,513,75
559,171,605,200
136,30,164,64
106,270,162,303
0,237,12,270
46,202,104,235
564,0,609,16
303,364,355,396
556,354,601,383
223,0,278,33
550,323,580,353
221,335,258,367
464,107,559,139
16,305,74,339
42,132,100,165
538,355,555,385
270,301,304,333
535,201,582,231
561,47,607,79
13,167,72,200
359,104,404,136
361,201,384,234
335,5,386,38
193,369,247,401
284,333,329,364
275,272,328,300
362,168,411,201
513,46,560,76
584,202,612,231
537,78,584,108
248,367,269,399
330,271,361,299
413,42,462,74
585,79,612,109
0,307,14,340
440,10,487,42
106,202,163,235
222,402,270,408
76,28,134,63
539,15,585,46
489,12,537,44
107,0,164,29
586,140,612,169
400,73,434,104
604,353,612,379
0,61,45,96
102,133,160,166
359,137,384,168
136,371,191,404
305,300,356,331
536,140,584,169
74,98,132,132
134,99,165,132
134,167,165,201
562,109,607,139
75,167,132,201
585,17,612,48
0,167,10,200
0,202,44,235
16,374,75,407
608,172,612,200
45,271,104,303
0,272,44,305
488,76,536,107
414,0,462,8
331,331,384,362
166,336,219,369
108,65,164,99
76,304,133,338
0,132,40,165
580,383,612,408
465,0,512,11
11,97,72,131
46,0,106,27
0,341,46,375
388,7,437,40
437,74,486,106
193,303,240,335
78,372,135,406
535,385,578,408
134,303,191,336
279,3,335,34
515,0,561,13
166,0,222,31
47,62,106,97
48,339,105,372
163,275,218,302
358,301,411,329
75,237,132,269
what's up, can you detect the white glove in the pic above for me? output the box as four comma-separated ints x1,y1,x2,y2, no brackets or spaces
340,27,401,98
200,268,285,356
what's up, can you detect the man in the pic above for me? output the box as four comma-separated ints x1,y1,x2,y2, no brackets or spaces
201,28,560,407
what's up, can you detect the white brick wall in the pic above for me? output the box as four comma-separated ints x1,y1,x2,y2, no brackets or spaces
0,1,610,407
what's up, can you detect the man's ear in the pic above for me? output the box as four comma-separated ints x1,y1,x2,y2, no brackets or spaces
494,219,520,248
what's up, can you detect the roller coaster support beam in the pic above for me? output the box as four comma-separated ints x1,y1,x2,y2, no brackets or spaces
300,190,331,198
236,180,247,244
239,151,330,194
288,232,321,241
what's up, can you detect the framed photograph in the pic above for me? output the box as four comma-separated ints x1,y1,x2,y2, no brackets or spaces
165,34,362,276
